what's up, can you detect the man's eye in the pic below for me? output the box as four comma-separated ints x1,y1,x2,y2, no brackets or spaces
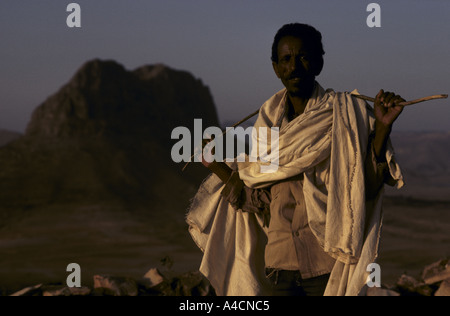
280,55,309,63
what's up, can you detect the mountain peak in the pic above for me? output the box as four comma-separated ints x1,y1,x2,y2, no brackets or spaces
1,58,216,209
68,59,128,90
133,63,172,81
25,59,218,139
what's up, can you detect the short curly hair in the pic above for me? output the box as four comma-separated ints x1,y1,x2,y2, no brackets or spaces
271,23,325,63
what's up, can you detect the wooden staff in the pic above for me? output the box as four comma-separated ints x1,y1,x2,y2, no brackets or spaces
351,93,448,106
182,93,447,171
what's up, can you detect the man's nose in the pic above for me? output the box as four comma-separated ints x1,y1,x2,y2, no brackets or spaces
288,56,305,73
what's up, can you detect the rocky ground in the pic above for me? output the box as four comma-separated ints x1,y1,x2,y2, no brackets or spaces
366,258,450,296
8,258,449,296
9,268,215,297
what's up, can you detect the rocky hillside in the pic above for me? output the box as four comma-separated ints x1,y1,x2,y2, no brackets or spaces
0,60,219,293
0,59,218,213
0,129,21,147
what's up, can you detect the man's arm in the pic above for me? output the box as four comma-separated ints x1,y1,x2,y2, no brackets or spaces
365,89,405,199
372,89,405,161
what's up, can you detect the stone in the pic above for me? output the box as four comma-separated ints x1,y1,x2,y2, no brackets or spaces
366,287,400,296
143,268,165,287
67,286,92,296
170,270,214,296
396,274,434,296
93,275,138,296
434,279,450,296
42,286,91,296
9,284,42,296
422,258,450,285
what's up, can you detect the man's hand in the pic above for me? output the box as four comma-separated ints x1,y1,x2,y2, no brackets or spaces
372,89,405,161
374,89,405,128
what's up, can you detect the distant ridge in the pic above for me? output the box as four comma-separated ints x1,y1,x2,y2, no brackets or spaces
386,131,450,200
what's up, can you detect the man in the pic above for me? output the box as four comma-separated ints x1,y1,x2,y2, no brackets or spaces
186,23,404,296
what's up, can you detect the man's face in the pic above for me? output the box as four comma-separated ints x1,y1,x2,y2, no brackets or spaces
272,36,323,98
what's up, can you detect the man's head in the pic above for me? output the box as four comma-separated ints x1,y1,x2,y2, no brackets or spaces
271,23,325,98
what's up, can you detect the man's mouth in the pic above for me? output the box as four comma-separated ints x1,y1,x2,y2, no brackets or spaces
289,77,302,83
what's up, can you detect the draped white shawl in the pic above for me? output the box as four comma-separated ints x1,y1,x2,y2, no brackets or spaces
186,83,403,296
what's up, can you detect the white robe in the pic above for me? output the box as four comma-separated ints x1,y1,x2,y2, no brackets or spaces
186,83,404,296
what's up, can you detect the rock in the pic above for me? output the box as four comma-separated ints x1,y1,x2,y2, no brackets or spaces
93,275,138,296
396,274,434,296
143,268,165,287
137,269,214,296
366,287,400,296
9,284,43,296
42,285,91,296
434,279,450,296
421,258,450,285
4,268,215,296
170,270,215,296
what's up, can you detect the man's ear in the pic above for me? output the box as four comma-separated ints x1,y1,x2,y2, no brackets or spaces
272,62,281,79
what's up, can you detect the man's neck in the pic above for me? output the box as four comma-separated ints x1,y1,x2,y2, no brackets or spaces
288,94,308,115
287,91,314,118
287,82,316,117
